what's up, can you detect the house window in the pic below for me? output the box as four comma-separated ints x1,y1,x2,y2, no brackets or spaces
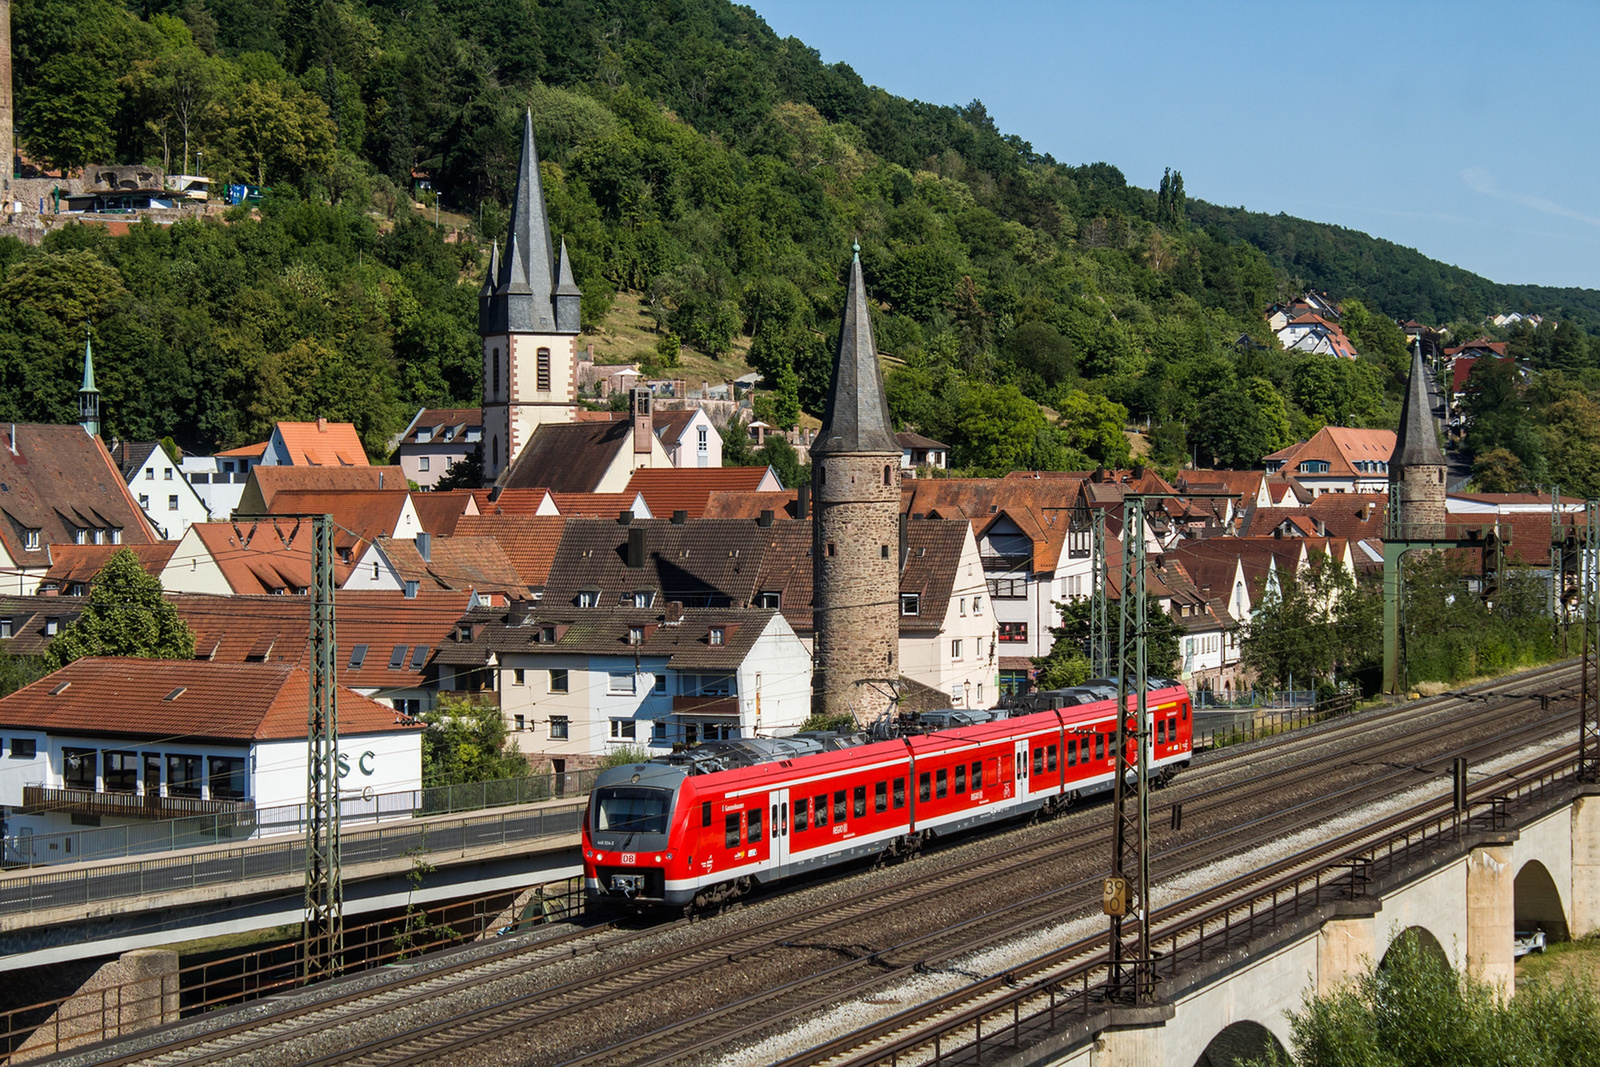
630,591,653,607
63,748,97,789
628,627,644,645
654,673,667,693
578,590,600,608
24,529,40,550
110,528,121,544
419,456,430,472
960,598,967,616
549,669,569,692
514,714,525,731
537,348,552,392
973,596,983,615
74,528,87,545
104,750,138,793
168,495,179,511
0,618,10,639
900,593,920,616
609,718,637,740
988,577,1026,599
164,468,173,481
513,668,525,684
549,716,569,739
951,639,963,660
44,617,59,636
698,427,708,450
998,622,1028,642
709,627,724,646
167,754,202,797
10,737,35,759
652,720,668,741
139,494,149,508
209,756,245,799
348,645,368,669
757,591,780,609
609,671,636,695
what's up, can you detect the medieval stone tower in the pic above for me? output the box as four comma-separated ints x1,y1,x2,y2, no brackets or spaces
1390,340,1448,537
1,0,12,195
811,246,901,722
478,110,582,483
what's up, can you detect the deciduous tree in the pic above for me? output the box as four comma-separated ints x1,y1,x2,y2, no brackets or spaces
45,549,196,669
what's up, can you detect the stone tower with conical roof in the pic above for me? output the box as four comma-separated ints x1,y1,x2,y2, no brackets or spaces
1389,340,1447,536
478,110,581,482
811,247,901,722
78,333,99,437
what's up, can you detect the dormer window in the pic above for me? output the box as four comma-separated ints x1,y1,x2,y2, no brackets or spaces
900,593,920,616
709,627,725,646
73,528,86,545
416,429,433,443
541,626,556,643
578,589,600,608
628,626,644,645
630,591,654,608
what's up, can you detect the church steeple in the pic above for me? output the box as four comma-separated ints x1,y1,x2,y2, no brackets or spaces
478,109,576,336
1393,339,1445,470
812,243,898,457
78,330,99,437
554,238,581,333
1389,338,1446,535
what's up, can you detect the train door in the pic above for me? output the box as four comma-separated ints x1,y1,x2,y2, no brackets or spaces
770,788,791,872
1014,739,1030,798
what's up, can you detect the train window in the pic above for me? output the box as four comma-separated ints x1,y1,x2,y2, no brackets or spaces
813,794,828,827
1047,745,1057,772
781,802,788,834
1181,703,1189,722
1067,739,1077,766
894,777,906,808
854,785,867,818
725,811,741,848
1095,734,1106,761
955,764,966,793
794,798,809,832
935,768,948,799
702,801,712,827
834,790,847,823
748,807,764,844
1033,748,1044,776
919,773,931,802
875,781,888,813
971,761,982,789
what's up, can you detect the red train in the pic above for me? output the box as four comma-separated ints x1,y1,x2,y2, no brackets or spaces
583,679,1193,909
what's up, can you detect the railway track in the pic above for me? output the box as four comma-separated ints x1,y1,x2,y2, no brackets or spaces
61,660,1583,1067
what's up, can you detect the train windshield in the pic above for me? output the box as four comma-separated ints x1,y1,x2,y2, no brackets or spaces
592,787,672,835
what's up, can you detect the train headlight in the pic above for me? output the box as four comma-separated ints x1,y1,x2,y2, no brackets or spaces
654,855,661,863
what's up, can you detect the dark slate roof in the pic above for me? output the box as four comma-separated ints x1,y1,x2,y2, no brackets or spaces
541,517,772,609
500,421,631,493
110,440,162,482
0,595,87,656
433,604,779,672
1392,342,1446,470
479,111,577,336
896,519,970,631
812,251,898,456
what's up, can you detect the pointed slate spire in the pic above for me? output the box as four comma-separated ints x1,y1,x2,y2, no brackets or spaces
479,240,500,299
813,244,897,456
79,331,100,437
554,238,581,333
478,110,577,335
1392,339,1445,469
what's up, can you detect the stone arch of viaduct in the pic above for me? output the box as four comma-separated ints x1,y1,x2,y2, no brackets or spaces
1040,793,1600,1067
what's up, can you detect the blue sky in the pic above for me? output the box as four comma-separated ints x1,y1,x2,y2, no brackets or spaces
747,1,1600,293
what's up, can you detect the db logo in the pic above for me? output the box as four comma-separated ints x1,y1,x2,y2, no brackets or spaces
620,853,636,866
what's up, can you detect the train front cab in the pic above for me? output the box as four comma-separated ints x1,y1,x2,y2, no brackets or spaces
584,765,685,906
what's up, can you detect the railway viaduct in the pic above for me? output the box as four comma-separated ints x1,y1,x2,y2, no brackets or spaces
1020,788,1600,1067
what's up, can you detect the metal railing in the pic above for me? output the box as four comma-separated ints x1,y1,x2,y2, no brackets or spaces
819,744,1577,1067
1192,688,1318,710
0,877,586,1061
20,785,254,821
0,801,586,918
1193,693,1357,752
3,769,598,870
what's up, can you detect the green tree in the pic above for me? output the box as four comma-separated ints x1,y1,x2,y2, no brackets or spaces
19,53,118,171
420,695,528,786
1240,555,1378,691
1034,595,1181,687
721,416,758,466
956,382,1048,475
754,432,809,488
1259,928,1600,1067
45,549,196,669
1544,392,1600,499
433,445,483,491
654,331,682,367
1471,447,1526,493
1054,390,1131,468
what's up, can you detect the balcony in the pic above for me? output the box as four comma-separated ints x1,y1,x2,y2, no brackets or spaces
21,785,256,822
672,695,740,717
438,689,500,708
980,551,1034,574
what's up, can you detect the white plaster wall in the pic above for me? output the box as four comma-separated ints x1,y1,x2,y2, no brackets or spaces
158,527,235,595
342,543,403,592
736,615,812,736
251,731,421,810
0,733,48,808
128,456,211,539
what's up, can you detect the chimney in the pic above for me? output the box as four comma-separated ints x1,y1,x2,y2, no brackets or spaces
618,510,633,525
317,416,328,432
1132,464,1145,480
1092,464,1104,484
627,526,646,568
378,471,384,489
416,531,431,561
631,387,653,458
667,600,684,622
796,484,810,520
508,598,533,625
585,343,595,361
671,509,688,525
758,509,774,528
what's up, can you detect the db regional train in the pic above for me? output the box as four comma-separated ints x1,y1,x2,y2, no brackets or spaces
582,678,1193,910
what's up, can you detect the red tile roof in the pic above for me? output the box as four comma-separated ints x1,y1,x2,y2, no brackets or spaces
0,425,157,568
180,521,353,594
652,409,698,447
240,466,407,515
624,467,779,519
467,488,553,516
450,515,567,587
398,408,481,446
547,492,647,519
409,491,477,536
41,543,178,590
702,490,801,519
1264,427,1395,479
0,657,418,741
215,441,267,459
375,536,524,595
265,490,415,550
271,420,370,466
